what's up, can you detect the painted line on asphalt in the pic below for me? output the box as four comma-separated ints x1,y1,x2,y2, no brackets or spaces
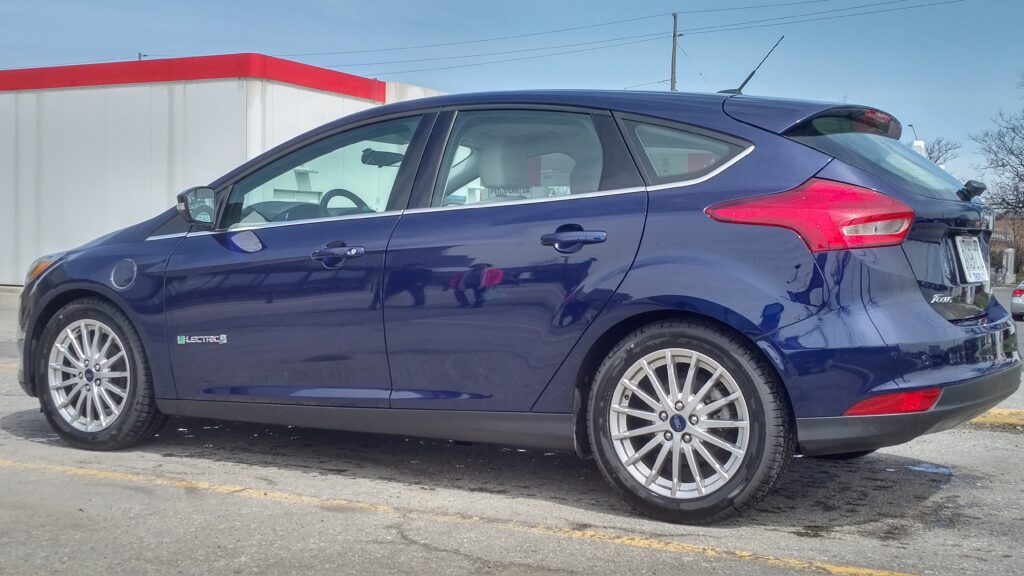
0,457,913,576
971,408,1024,427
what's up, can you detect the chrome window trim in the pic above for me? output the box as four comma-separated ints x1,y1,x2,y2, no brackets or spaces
184,210,402,237
645,145,755,191
145,232,188,241
402,186,647,215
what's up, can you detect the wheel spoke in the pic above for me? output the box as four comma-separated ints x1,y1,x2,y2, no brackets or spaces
644,442,671,486
611,405,659,422
66,329,86,361
641,359,671,409
686,367,723,412
56,382,86,407
100,351,125,370
97,371,128,379
697,391,741,416
690,429,744,456
621,379,661,412
693,439,730,481
73,389,87,419
624,435,663,466
612,422,667,440
50,377,82,390
93,389,108,427
98,387,121,416
49,363,80,375
79,323,93,359
670,437,681,497
664,350,680,403
680,353,698,404
683,443,705,495
56,345,81,368
699,419,748,429
97,334,114,360
84,392,94,428
101,381,127,398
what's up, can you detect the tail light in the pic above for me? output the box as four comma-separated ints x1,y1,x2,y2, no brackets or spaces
843,388,941,416
705,178,914,252
1013,289,1024,298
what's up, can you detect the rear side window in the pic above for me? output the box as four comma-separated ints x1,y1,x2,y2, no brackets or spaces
623,121,745,185
787,111,963,201
433,110,605,207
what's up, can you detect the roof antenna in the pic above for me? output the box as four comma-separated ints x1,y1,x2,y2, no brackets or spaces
719,35,784,95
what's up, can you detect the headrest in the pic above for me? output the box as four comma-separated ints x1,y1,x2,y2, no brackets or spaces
479,143,531,189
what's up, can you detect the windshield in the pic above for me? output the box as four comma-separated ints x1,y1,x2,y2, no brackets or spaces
789,118,963,201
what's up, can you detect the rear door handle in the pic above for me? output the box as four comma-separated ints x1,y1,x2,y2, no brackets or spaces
540,230,607,253
311,241,365,267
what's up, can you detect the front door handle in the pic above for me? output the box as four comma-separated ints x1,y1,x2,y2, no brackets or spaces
540,230,607,254
311,241,365,267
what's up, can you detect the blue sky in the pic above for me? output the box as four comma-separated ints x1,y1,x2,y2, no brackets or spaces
2,0,1021,177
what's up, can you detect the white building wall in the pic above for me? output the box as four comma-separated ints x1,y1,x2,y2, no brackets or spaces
0,79,385,284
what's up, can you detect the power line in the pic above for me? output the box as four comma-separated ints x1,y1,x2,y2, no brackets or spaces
681,0,913,34
623,79,671,90
277,0,842,57
340,0,912,71
325,32,668,67
678,45,716,91
367,0,965,76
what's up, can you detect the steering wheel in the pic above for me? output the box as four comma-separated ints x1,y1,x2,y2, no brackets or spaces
320,188,370,217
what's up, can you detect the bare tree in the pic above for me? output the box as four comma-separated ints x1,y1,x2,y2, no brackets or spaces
924,136,961,165
972,109,1024,213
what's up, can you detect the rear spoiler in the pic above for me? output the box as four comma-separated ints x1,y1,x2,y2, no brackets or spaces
723,95,901,139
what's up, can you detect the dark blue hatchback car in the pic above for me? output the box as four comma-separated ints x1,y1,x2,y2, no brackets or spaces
17,91,1021,523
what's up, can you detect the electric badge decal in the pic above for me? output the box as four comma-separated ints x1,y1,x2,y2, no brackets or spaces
177,334,228,344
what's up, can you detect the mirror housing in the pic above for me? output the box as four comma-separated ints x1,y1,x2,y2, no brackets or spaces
176,187,217,227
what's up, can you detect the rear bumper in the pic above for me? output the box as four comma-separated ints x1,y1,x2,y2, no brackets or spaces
796,363,1021,456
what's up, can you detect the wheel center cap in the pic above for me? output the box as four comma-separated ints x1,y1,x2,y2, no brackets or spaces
84,369,95,383
669,414,687,433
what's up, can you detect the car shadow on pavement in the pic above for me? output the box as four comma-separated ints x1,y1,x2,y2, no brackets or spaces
1,408,957,533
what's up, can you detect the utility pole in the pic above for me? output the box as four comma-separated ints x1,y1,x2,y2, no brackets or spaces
670,13,678,92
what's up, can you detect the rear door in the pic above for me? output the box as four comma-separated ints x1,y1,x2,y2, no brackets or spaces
164,114,431,406
382,108,646,411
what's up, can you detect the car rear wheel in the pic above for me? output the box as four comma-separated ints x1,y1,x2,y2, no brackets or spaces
588,319,793,524
37,298,164,450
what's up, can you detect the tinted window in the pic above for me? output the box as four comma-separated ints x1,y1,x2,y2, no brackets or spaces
433,110,604,207
625,121,744,185
222,116,421,228
788,116,962,201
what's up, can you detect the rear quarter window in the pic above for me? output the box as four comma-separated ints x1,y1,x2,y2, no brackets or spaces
623,120,746,185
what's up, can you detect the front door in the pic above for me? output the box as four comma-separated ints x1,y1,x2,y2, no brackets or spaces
382,109,647,411
165,114,429,406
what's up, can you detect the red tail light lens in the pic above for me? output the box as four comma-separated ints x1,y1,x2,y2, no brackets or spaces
843,388,941,416
1013,289,1024,298
705,178,914,252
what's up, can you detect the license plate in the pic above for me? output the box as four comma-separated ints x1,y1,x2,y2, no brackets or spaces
954,235,989,283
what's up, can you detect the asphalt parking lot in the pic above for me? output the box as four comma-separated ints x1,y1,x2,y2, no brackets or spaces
1,287,1022,576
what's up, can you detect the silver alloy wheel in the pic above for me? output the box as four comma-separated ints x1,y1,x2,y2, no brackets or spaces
609,348,749,499
47,319,131,432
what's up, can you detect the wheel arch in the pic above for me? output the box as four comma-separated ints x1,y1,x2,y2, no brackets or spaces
25,284,144,397
566,305,794,459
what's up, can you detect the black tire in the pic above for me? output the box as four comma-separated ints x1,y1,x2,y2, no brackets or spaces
810,449,876,460
37,298,164,450
588,318,794,524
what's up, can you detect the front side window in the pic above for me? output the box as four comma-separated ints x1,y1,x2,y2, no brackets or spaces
624,121,745,185
222,116,421,228
433,110,605,207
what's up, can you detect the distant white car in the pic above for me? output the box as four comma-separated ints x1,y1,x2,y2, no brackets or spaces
1012,283,1024,321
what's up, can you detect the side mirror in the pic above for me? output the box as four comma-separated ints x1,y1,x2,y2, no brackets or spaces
176,187,217,227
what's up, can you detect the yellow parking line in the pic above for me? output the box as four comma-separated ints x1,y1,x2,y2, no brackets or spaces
0,457,912,576
971,408,1024,427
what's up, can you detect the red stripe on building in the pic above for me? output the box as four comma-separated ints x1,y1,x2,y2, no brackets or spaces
0,53,386,102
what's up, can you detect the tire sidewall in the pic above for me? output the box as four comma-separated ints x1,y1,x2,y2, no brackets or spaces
37,301,149,449
589,324,777,520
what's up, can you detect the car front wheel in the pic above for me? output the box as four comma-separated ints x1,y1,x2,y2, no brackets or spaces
588,319,793,524
37,298,164,450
